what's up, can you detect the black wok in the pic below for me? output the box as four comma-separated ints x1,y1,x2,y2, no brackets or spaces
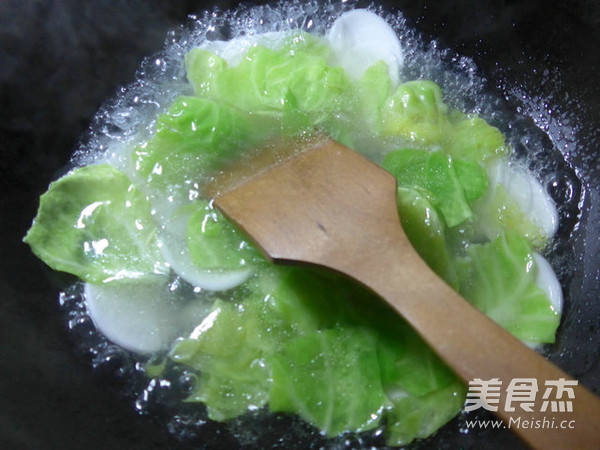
1,0,598,448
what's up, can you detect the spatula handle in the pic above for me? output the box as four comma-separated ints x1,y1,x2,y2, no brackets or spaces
345,224,600,450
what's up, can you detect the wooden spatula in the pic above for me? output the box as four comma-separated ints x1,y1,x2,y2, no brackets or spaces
212,137,600,449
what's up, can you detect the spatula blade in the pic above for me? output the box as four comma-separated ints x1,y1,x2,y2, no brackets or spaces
213,139,400,268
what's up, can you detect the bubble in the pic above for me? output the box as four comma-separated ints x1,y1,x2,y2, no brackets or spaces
58,289,80,309
135,378,173,415
92,345,135,384
547,170,579,206
68,313,95,338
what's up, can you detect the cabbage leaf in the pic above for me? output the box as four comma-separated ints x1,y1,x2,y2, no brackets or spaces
24,164,166,283
458,232,560,343
382,148,488,227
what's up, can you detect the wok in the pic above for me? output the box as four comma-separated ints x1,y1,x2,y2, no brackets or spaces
1,0,598,448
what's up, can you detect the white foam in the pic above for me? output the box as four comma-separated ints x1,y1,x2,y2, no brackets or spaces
200,31,289,66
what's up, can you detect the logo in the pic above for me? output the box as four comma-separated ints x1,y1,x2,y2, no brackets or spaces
464,377,578,430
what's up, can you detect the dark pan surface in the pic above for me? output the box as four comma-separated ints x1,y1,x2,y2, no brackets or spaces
1,1,598,448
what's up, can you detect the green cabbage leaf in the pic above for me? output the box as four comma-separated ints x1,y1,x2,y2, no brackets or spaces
24,164,166,284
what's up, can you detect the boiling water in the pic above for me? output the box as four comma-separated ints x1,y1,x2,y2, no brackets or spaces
60,0,582,447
